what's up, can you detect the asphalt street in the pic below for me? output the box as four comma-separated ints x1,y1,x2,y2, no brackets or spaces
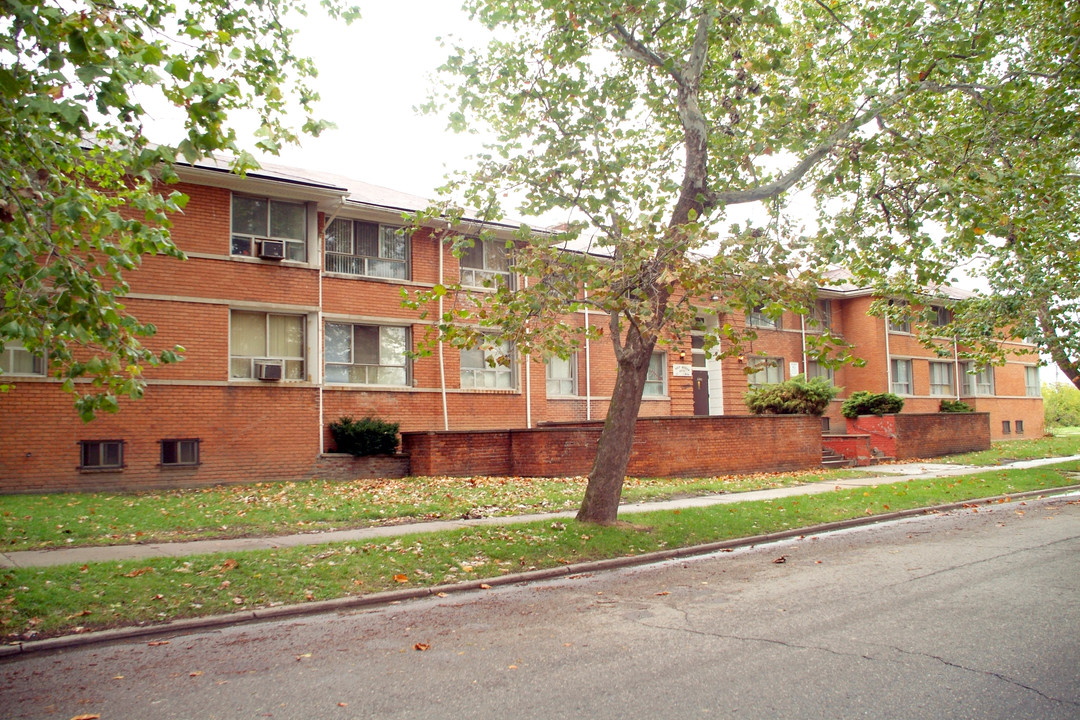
3,492,1078,719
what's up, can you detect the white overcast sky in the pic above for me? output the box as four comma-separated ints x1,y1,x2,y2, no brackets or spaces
255,1,488,198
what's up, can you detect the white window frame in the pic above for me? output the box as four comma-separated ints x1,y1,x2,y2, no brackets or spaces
324,219,410,280
930,305,953,328
891,358,913,395
545,354,578,396
1025,366,1040,397
929,361,954,396
888,301,911,333
806,360,834,385
964,363,995,396
748,356,784,388
460,340,516,389
0,343,45,376
643,352,668,397
231,194,308,262
812,299,832,329
460,238,512,290
229,310,307,381
324,322,410,386
748,305,781,330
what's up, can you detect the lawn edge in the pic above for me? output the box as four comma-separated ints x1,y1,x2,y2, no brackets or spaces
4,483,1078,661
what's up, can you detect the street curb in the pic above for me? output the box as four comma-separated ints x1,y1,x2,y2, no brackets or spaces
3,484,1078,661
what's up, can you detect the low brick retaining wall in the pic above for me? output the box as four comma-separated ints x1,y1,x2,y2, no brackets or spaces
845,413,991,460
312,453,411,481
402,415,822,478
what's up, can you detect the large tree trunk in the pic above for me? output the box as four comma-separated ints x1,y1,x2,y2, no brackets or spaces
1036,302,1080,390
576,336,655,524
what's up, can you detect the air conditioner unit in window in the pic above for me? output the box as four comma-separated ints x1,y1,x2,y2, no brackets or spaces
254,360,284,381
258,239,286,259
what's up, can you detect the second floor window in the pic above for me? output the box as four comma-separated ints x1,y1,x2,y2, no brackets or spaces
325,219,409,280
231,195,307,262
812,299,833,329
460,238,511,289
324,323,409,386
748,305,781,330
806,360,834,384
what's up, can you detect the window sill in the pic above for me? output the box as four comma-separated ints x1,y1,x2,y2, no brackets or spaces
457,388,518,394
78,466,125,473
324,382,412,391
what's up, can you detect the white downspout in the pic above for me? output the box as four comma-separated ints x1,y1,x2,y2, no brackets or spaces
438,230,449,431
953,337,961,400
800,314,808,375
524,276,532,428
584,289,592,421
884,311,893,391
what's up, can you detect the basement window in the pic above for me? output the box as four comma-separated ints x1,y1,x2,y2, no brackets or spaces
79,440,124,470
161,439,200,467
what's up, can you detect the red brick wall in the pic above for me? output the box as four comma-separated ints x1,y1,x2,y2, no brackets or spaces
845,412,990,459
312,453,410,481
0,383,320,493
822,434,874,465
402,415,822,478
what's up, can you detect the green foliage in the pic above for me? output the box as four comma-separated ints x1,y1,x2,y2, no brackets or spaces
745,374,840,416
939,399,974,413
0,0,358,420
1043,383,1080,428
329,416,400,456
841,391,905,419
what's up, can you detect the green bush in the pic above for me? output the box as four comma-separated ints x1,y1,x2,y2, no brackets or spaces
329,415,400,456
841,391,905,418
745,374,841,416
939,399,974,413
1043,382,1080,428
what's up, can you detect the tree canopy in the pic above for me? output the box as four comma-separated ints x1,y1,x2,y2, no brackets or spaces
419,0,1077,523
0,0,358,419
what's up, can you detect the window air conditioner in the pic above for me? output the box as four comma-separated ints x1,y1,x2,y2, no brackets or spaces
254,360,284,381
258,239,286,259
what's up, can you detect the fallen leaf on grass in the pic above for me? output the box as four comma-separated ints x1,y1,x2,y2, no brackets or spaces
123,566,154,578
393,574,409,583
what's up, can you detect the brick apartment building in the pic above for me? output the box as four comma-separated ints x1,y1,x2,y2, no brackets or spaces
0,159,1044,493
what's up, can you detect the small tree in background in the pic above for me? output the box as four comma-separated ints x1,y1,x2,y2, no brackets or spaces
1043,384,1080,429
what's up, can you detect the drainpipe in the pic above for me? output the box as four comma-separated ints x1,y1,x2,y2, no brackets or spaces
884,309,893,392
953,337,961,400
524,276,532,429
438,228,449,431
584,289,592,421
800,314,808,376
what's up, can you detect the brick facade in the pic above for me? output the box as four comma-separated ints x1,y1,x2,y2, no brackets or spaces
0,161,1044,493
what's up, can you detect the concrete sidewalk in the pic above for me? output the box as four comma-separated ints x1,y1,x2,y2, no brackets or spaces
4,456,1078,570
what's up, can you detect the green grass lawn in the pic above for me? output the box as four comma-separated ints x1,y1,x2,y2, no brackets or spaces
0,468,869,552
941,432,1080,466
3,462,1077,642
